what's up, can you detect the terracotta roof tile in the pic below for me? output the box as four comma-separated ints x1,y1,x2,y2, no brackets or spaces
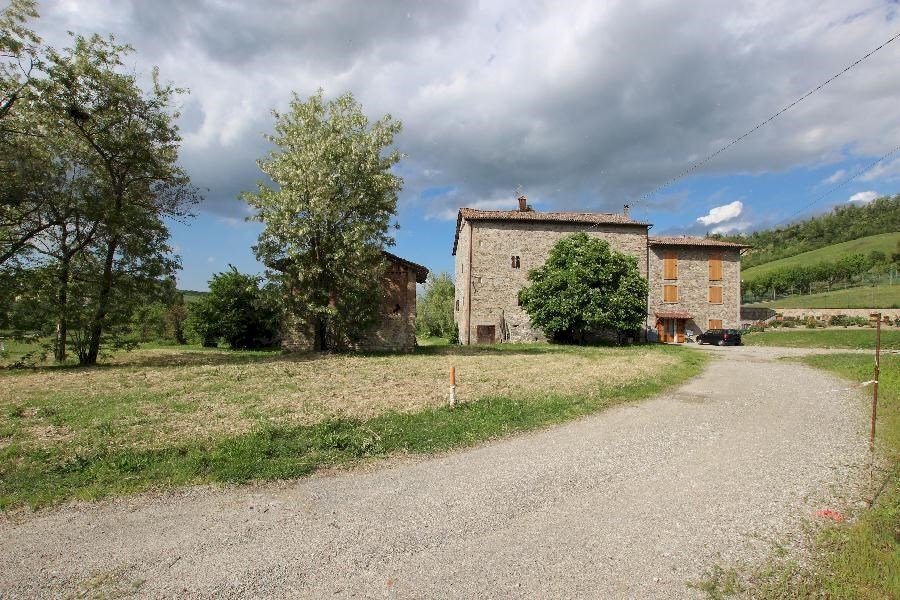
648,236,751,249
452,208,650,255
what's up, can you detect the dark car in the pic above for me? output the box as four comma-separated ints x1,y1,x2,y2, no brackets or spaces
697,328,742,346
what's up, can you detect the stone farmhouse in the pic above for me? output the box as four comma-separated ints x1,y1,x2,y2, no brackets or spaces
452,197,749,344
280,250,428,352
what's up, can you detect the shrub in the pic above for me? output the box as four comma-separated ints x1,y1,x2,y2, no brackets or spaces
829,315,851,327
805,316,818,329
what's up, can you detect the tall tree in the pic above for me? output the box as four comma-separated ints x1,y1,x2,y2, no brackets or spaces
37,34,199,364
519,233,649,343
0,0,39,121
245,90,403,351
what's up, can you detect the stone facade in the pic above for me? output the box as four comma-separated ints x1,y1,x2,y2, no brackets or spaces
647,244,742,337
453,204,747,344
281,251,427,352
454,211,650,344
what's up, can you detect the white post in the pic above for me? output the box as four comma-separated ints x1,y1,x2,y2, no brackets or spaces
449,366,457,407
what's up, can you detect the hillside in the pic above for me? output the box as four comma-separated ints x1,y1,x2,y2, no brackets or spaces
717,194,899,269
742,232,900,280
745,283,899,309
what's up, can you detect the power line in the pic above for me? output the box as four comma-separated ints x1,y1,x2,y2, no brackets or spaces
636,29,900,205
784,144,900,222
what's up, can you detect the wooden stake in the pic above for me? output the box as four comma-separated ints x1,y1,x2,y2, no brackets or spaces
449,366,457,407
870,314,881,454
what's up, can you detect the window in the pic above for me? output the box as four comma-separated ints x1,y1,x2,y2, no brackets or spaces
709,286,723,304
663,285,678,303
455,299,460,311
709,253,723,281
708,319,723,330
663,252,678,280
511,255,520,268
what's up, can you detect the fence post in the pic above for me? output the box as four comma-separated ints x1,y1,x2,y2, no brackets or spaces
870,314,881,454
449,365,457,407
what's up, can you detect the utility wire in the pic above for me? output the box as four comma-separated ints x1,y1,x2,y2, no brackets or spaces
635,30,900,205
784,144,900,222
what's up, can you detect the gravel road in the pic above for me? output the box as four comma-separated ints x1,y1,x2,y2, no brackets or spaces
0,346,871,598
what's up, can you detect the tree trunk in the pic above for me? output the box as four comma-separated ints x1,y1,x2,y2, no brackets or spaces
54,256,70,362
83,236,118,365
314,317,327,352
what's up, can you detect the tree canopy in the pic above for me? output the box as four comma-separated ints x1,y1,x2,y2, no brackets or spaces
416,272,455,339
245,90,403,351
518,233,648,343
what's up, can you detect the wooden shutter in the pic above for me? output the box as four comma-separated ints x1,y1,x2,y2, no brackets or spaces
663,252,678,279
708,319,723,329
709,286,723,304
663,285,678,303
709,253,723,281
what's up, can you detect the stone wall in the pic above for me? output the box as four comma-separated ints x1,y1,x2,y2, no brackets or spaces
454,220,649,344
773,307,900,321
647,246,741,334
282,259,419,353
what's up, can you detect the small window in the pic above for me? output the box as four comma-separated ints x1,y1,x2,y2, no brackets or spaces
455,299,460,311
663,284,678,303
709,286,723,304
511,255,520,268
709,319,723,330
663,252,678,280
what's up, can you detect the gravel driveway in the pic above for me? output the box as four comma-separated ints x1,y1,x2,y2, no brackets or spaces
0,346,871,598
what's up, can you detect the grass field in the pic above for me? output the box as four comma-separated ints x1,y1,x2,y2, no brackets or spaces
0,343,706,510
742,328,900,350
742,232,900,281
745,283,900,309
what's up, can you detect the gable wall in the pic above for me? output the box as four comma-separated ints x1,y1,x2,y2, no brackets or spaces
647,246,742,334
455,220,648,343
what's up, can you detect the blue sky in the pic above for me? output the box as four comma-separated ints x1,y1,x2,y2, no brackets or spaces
33,0,900,290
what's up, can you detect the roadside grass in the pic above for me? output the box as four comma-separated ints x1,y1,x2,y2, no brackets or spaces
742,328,900,350
744,283,900,309
693,353,899,599
0,343,707,510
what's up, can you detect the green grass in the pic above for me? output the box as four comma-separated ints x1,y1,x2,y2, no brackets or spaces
742,232,900,281
0,344,707,511
742,328,900,350
745,283,900,309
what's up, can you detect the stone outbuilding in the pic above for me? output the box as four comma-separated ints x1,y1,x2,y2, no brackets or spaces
280,250,428,352
452,198,750,344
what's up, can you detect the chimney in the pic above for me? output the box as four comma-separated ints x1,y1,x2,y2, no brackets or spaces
517,195,528,212
623,204,630,218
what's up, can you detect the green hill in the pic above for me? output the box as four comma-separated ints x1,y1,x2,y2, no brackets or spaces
742,232,900,281
745,283,899,309
717,194,899,269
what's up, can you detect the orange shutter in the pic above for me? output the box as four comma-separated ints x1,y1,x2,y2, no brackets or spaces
663,285,678,303
709,286,723,304
663,252,678,279
709,319,723,329
709,253,723,281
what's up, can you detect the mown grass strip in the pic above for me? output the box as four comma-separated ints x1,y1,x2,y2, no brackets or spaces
0,347,707,511
742,328,900,350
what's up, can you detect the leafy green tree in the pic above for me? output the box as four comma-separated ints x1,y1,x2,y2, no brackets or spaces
37,34,199,364
0,0,39,121
416,272,455,338
518,233,648,343
245,90,403,351
186,267,281,349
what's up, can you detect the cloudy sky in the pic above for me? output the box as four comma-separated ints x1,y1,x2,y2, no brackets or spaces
32,0,900,289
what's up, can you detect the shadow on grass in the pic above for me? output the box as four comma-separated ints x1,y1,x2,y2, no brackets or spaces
2,340,672,374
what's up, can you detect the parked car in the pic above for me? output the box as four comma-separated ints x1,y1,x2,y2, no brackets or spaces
697,328,742,346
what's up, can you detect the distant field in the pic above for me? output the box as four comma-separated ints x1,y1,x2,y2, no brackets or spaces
745,283,900,309
742,328,900,349
180,290,207,304
742,232,900,281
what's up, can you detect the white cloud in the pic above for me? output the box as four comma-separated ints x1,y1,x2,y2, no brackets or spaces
822,169,845,185
33,1,900,221
697,200,744,226
859,157,900,182
848,190,878,203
